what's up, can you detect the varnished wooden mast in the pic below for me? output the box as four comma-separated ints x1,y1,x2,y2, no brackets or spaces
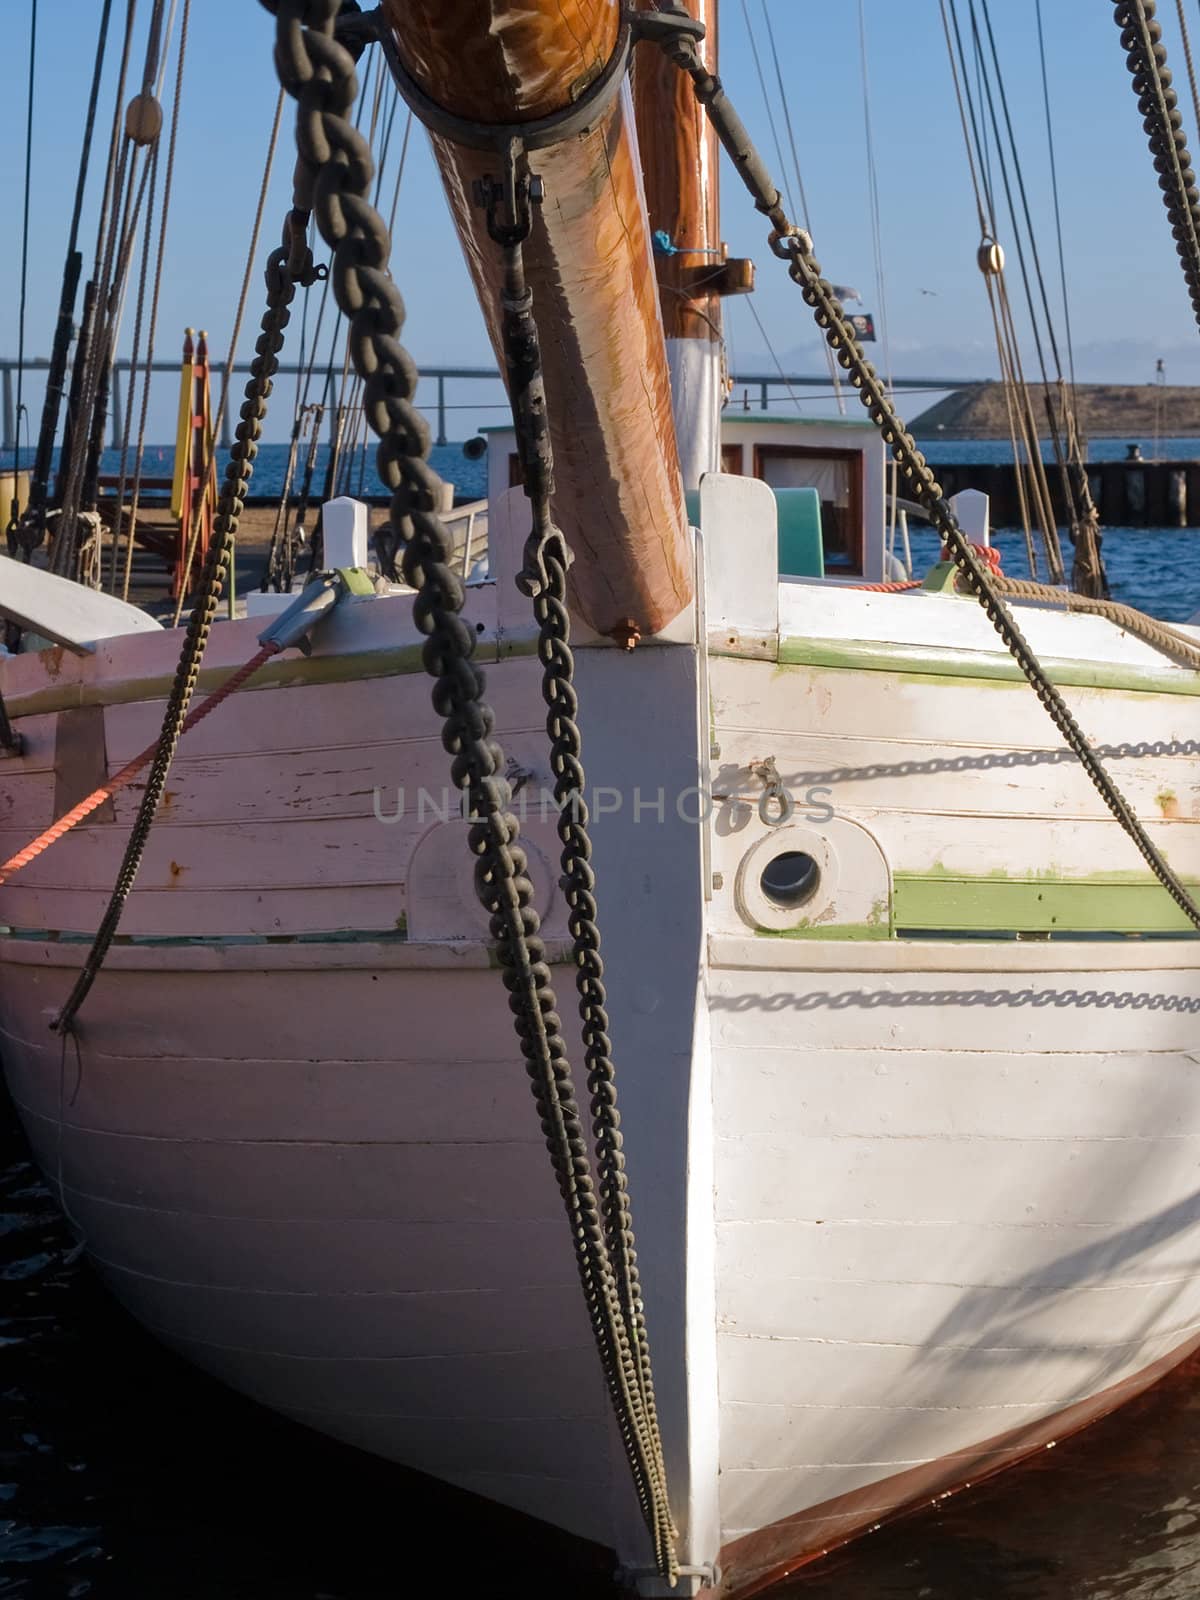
381,0,692,641
634,0,721,489
632,0,752,489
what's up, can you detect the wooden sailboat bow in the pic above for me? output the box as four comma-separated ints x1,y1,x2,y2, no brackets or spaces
379,0,693,641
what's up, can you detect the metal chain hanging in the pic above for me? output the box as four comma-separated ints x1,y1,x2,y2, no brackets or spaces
54,212,321,1032
477,145,674,1566
260,1,676,1577
1114,0,1200,336
640,2,1200,932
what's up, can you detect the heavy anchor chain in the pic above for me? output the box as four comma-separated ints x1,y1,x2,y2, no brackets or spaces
1114,0,1200,336
54,208,322,1033
641,0,1200,934
477,135,675,1574
261,2,676,1579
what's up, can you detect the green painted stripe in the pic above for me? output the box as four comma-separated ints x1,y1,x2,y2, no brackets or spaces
894,872,1200,934
774,637,1200,698
5,634,538,720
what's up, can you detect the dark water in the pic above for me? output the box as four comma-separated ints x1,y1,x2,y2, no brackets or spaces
0,1103,613,1600
901,523,1200,623
3,442,1200,1595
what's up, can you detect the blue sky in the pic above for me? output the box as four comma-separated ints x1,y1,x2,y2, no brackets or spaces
1,0,1196,443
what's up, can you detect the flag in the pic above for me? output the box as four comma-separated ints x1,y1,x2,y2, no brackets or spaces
847,312,876,341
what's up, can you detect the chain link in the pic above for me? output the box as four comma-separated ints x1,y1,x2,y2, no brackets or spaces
641,5,1200,932
261,2,675,1576
54,212,318,1031
1115,0,1200,335
481,145,676,1573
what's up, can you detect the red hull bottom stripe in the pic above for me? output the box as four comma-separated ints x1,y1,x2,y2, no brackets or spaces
719,1326,1200,1598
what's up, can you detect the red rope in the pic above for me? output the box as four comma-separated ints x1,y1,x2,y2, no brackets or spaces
849,544,1002,594
0,641,280,886
944,539,1003,573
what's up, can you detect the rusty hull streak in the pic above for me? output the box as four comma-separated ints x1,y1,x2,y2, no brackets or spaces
382,0,693,640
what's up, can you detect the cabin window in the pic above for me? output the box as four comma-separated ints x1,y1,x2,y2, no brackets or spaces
753,444,864,573
721,443,744,475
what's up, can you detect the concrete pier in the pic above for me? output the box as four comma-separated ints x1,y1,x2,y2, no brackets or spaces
931,458,1200,529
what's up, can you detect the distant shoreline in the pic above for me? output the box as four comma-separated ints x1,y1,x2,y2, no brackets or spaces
908,381,1200,439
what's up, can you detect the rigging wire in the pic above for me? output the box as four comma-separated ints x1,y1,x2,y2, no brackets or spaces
1034,0,1078,396
938,0,1052,578
855,0,899,561
742,297,805,413
21,0,116,545
761,0,812,229
106,0,180,593
973,0,1104,592
753,0,845,413
9,0,38,543
120,0,190,602
172,86,286,620
857,0,892,388
939,0,1094,587
51,0,147,576
1175,0,1200,146
740,0,795,216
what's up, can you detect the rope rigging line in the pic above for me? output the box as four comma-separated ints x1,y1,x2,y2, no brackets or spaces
1028,0,1106,595
857,0,892,389
53,202,322,1035
106,136,161,594
938,0,1060,583
18,0,115,553
1034,0,1079,396
261,1,678,1576
1115,1,1200,335
856,0,902,566
50,0,151,580
1174,0,1200,147
751,0,845,414
957,0,1073,559
264,48,391,589
940,0,1076,588
172,87,287,621
120,0,191,603
8,0,39,550
643,2,1200,932
105,0,181,595
974,0,1106,606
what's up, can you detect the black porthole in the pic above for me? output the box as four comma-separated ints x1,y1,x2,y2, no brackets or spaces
760,850,820,909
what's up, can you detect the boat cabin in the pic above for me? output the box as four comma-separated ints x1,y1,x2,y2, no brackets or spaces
482,412,890,582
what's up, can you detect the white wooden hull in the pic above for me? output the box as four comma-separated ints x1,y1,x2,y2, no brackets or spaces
2,562,1199,1594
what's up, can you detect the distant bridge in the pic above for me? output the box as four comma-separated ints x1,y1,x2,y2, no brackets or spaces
0,356,980,454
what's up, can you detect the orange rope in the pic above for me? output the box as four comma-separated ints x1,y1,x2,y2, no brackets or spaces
849,543,1002,594
0,642,280,886
944,540,1003,574
850,579,923,592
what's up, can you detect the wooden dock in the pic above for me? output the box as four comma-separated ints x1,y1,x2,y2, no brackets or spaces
931,458,1200,529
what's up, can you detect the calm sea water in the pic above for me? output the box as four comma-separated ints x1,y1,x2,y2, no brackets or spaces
3,440,1200,1596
